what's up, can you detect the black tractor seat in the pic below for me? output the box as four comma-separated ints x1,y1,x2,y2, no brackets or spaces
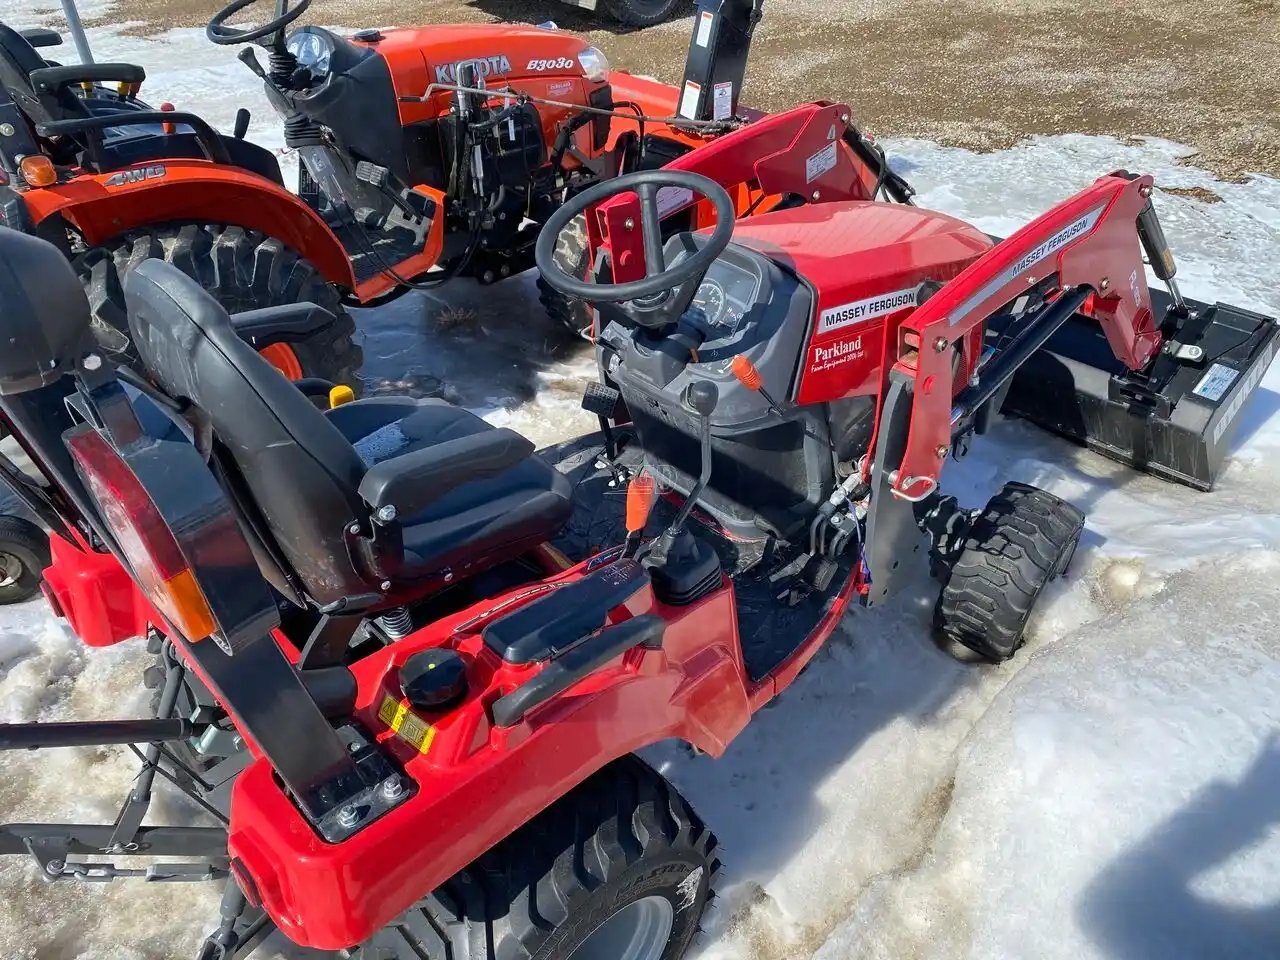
0,22,280,183
121,260,573,610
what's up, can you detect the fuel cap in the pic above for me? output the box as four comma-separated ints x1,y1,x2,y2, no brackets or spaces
399,649,468,712
353,28,384,43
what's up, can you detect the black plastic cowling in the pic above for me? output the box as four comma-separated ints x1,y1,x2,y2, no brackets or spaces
0,228,93,394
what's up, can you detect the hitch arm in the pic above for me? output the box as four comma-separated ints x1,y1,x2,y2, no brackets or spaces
886,172,1166,500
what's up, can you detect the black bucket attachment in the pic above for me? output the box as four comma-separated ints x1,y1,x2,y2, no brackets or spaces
994,289,1279,490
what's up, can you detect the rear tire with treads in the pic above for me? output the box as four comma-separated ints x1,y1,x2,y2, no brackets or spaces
74,223,363,393
0,516,50,606
353,755,719,960
602,0,684,26
537,213,594,336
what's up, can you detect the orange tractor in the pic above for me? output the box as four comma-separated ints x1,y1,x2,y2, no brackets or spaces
0,0,745,380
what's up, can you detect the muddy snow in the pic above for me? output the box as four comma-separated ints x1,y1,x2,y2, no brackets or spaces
2,4,1280,959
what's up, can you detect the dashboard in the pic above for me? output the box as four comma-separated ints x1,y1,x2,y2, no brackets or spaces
688,259,762,337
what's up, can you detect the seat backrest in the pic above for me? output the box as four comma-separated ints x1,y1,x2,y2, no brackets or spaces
122,259,371,605
0,23,82,128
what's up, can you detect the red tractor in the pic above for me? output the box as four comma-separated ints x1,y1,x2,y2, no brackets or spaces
0,73,1274,958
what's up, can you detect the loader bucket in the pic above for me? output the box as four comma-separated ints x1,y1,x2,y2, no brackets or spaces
994,289,1279,490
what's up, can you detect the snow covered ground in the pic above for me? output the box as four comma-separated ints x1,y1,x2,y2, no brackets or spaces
2,7,1280,960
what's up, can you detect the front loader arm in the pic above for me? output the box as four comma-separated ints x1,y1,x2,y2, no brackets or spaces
887,172,1166,500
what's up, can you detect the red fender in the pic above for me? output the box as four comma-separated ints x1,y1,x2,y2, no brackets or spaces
22,160,357,290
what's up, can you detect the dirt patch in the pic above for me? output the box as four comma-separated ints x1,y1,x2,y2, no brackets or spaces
91,0,1280,180
1160,185,1224,203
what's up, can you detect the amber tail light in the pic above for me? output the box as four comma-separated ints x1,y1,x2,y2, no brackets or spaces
66,427,216,643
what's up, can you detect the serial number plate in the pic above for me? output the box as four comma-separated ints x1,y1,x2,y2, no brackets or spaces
1193,362,1240,403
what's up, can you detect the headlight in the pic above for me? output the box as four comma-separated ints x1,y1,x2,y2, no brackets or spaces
577,46,610,84
286,30,335,75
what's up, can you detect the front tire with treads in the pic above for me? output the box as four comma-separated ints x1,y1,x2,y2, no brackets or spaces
74,223,363,392
934,481,1085,662
353,755,719,960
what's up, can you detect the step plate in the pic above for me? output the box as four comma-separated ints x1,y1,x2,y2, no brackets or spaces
993,291,1279,490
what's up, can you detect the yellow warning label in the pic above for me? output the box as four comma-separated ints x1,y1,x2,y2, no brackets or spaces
377,693,437,754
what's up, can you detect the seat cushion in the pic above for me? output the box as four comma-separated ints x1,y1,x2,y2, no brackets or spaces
327,397,573,577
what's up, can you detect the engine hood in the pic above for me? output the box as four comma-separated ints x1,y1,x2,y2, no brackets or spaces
358,23,593,90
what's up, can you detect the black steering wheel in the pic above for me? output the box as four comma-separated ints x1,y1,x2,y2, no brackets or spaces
536,170,736,304
207,0,311,45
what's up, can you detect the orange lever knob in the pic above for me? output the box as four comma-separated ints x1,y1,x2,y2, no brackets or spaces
626,472,656,534
731,355,763,392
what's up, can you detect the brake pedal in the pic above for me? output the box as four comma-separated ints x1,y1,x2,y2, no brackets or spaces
581,381,621,418
582,383,624,463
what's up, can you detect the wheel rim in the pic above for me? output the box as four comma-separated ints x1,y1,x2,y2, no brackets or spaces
258,343,304,381
0,552,24,589
569,895,674,960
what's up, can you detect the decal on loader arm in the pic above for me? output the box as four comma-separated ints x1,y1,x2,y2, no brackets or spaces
887,172,1165,500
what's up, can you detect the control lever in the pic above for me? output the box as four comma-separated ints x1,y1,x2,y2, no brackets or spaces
733,355,836,452
236,48,293,113
624,472,656,559
731,355,786,416
648,379,717,565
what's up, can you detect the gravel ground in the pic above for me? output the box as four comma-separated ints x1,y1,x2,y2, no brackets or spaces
83,0,1280,181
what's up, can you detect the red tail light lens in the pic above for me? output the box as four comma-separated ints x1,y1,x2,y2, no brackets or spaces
66,428,216,643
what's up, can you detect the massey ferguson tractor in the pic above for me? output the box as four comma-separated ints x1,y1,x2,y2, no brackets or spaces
0,2,1275,959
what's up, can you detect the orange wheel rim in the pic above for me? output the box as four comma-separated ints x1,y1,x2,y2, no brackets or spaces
258,343,304,381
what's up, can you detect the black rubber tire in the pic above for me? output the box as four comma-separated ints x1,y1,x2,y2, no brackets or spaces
602,0,684,26
934,481,1085,662
354,755,719,960
0,516,50,605
74,223,363,392
537,213,595,336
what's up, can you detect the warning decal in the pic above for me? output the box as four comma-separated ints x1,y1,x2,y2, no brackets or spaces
378,693,437,754
713,81,733,121
1192,362,1240,402
806,142,838,183
679,81,702,120
696,10,715,47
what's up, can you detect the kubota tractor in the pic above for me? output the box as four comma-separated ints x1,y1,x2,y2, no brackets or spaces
200,0,740,334
0,21,364,389
0,0,733,381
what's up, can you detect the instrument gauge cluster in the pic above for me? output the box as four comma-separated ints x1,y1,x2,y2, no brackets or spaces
688,260,761,337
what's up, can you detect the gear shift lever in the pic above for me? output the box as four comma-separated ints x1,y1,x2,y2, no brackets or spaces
644,380,721,594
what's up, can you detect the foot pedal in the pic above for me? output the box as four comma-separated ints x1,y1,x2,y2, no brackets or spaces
809,557,838,592
354,160,389,188
582,382,622,418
